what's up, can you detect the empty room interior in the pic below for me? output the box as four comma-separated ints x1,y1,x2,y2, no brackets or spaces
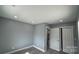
0,5,79,54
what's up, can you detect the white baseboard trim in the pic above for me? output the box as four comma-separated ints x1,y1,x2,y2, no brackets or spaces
5,45,33,54
33,45,46,52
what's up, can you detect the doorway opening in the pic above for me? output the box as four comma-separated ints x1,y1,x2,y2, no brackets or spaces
60,28,63,52
46,28,64,52
47,28,50,50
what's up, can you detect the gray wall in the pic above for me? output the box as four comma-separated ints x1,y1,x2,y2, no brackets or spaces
33,24,47,51
0,18,34,53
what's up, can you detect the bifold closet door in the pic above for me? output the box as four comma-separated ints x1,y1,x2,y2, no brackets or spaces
50,28,60,51
62,26,74,53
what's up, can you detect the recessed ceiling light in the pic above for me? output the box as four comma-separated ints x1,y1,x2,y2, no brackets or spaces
14,16,18,18
59,20,63,22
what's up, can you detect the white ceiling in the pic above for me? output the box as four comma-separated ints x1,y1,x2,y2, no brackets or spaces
0,5,78,24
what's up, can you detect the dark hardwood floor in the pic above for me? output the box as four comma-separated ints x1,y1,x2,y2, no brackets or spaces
12,47,67,54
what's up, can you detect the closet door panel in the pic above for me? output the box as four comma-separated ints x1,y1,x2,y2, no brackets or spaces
62,26,74,53
50,28,60,51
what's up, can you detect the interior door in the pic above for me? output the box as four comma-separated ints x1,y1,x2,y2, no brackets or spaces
62,26,74,53
49,28,60,51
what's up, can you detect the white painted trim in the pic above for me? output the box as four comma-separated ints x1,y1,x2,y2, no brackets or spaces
5,45,33,54
33,45,46,52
